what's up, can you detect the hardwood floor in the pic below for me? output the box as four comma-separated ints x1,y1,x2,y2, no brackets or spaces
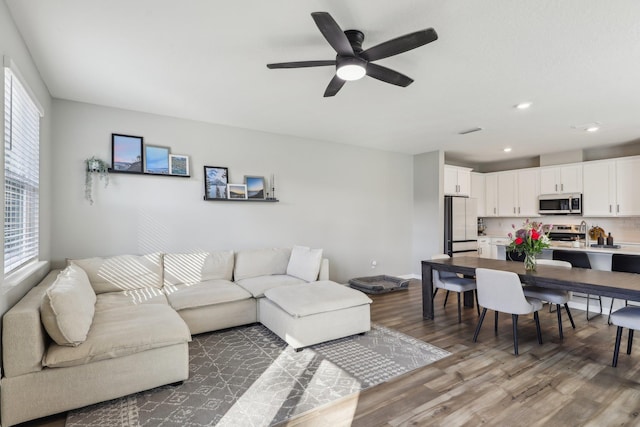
283,280,640,427
19,280,640,426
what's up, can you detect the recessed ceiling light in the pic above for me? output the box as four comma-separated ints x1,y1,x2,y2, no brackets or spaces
515,102,532,110
503,147,512,152
571,122,601,132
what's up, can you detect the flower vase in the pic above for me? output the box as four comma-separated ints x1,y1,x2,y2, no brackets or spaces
524,252,537,271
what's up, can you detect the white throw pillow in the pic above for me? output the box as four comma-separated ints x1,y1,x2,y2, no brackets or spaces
40,264,97,347
286,246,323,282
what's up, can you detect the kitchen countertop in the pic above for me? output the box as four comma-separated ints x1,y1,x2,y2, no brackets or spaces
548,242,640,255
494,240,640,255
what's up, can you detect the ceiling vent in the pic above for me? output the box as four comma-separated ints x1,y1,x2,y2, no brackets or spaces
458,127,483,135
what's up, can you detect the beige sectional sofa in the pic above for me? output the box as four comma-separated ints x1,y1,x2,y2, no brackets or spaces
0,246,370,427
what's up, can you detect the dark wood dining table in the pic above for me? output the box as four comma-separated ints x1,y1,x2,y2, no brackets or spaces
421,256,640,320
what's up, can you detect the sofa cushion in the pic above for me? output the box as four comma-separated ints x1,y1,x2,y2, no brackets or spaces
264,281,372,318
164,251,234,287
40,264,96,347
95,288,169,311
286,246,323,282
43,304,191,368
233,248,291,281
235,275,305,298
69,253,163,294
166,280,252,311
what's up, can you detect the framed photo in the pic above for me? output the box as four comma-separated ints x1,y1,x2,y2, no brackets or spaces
169,154,190,176
245,175,266,199
227,184,247,200
204,166,229,200
144,145,170,174
112,134,143,173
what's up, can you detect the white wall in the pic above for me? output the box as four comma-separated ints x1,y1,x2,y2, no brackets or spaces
51,100,414,283
412,150,444,275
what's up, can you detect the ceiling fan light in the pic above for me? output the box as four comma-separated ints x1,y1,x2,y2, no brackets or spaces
336,64,366,81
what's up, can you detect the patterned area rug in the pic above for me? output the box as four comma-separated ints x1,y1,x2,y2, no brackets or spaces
66,324,449,426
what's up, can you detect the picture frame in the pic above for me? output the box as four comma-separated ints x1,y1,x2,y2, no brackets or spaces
245,175,266,200
112,134,143,173
144,145,170,174
204,166,229,200
169,154,190,176
227,184,248,200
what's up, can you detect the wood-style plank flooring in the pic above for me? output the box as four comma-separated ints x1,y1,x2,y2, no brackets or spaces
282,280,640,427
19,279,640,426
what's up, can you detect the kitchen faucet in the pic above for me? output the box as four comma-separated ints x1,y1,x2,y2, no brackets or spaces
580,220,588,247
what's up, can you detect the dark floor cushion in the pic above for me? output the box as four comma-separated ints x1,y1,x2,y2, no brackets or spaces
348,275,410,294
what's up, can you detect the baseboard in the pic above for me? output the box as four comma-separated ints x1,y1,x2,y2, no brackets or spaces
399,273,420,280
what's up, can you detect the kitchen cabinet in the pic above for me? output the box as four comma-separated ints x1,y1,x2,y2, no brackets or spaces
484,173,499,217
498,171,518,216
444,165,471,196
583,160,615,216
478,237,491,258
470,172,485,217
616,157,640,215
517,168,540,216
583,157,640,216
490,237,510,260
539,164,583,194
498,169,540,217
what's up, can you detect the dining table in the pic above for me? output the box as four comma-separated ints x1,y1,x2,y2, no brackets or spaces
421,256,640,320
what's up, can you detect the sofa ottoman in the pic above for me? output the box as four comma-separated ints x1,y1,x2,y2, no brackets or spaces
259,280,372,350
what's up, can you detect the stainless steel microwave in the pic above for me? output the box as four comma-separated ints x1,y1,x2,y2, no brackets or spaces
538,193,582,215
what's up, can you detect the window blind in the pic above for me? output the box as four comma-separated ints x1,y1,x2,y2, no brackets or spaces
4,67,40,274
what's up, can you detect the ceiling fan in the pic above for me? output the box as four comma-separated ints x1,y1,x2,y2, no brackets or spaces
267,12,438,97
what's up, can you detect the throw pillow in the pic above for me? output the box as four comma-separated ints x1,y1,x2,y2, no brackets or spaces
286,246,323,282
40,264,97,347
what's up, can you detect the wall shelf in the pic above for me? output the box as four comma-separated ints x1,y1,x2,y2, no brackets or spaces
203,197,279,203
108,168,190,178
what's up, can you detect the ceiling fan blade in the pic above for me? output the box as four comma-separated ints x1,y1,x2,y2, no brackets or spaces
267,60,336,69
361,28,438,62
366,63,414,87
311,12,354,56
324,75,346,97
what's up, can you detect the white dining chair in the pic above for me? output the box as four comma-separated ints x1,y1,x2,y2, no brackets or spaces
610,306,640,367
522,259,576,340
473,268,543,355
432,254,479,323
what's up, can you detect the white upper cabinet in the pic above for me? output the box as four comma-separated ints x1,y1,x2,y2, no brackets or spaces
444,165,471,196
517,168,540,216
497,169,540,217
583,160,616,216
582,157,640,217
470,172,485,217
539,164,583,194
484,173,498,217
616,157,640,216
498,171,518,216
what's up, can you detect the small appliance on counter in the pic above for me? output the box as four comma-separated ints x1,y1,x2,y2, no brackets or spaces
477,218,486,235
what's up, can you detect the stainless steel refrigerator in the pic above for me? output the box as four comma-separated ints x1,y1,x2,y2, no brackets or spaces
444,196,478,257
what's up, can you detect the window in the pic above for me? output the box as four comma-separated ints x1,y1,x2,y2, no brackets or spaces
4,67,41,275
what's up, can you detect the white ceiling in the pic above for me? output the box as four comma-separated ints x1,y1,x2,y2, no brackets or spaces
6,0,640,163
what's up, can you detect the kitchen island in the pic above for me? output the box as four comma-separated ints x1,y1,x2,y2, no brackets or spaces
496,241,640,270
494,241,640,316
